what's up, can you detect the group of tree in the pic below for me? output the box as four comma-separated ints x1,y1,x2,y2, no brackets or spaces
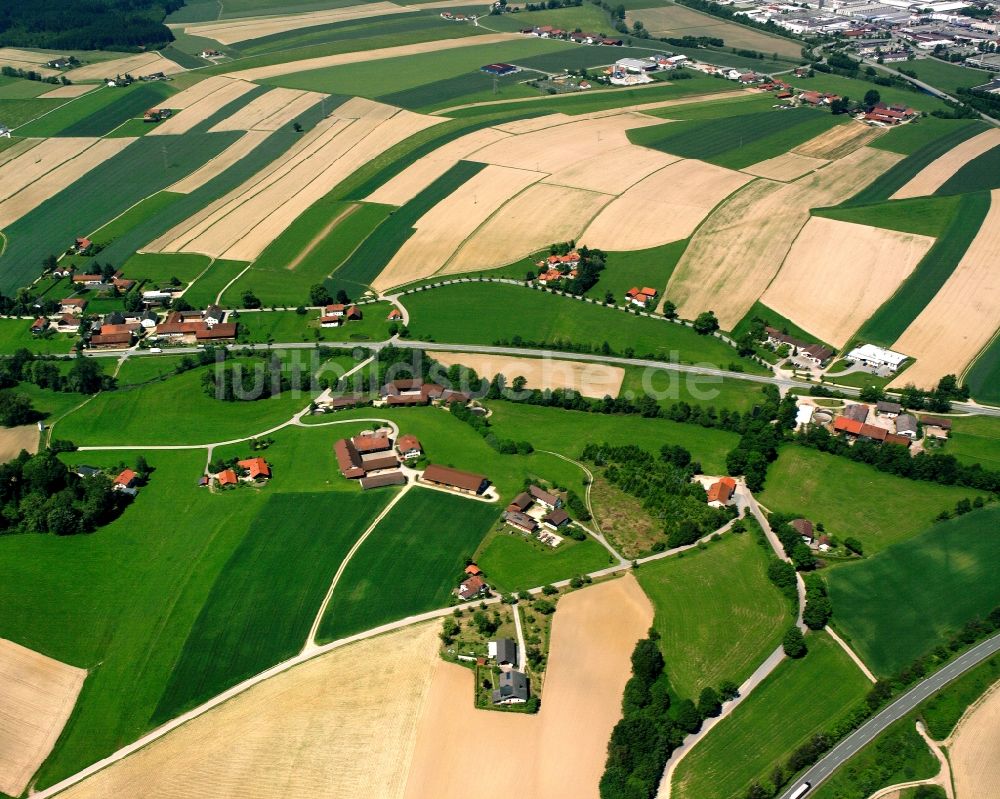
796,424,1000,493
0,0,181,50
200,356,293,402
0,65,67,84
308,284,350,307
0,450,131,536
0,350,112,400
581,442,734,548
725,385,798,491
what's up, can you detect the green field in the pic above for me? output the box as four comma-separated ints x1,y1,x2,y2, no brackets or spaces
151,490,392,722
0,77,52,99
0,449,261,786
0,132,242,294
797,72,948,114
222,201,393,305
486,401,738,475
827,507,1000,676
757,447,976,554
588,240,688,301
333,160,485,294
672,632,870,799
316,488,499,641
0,318,76,355
919,651,1000,739
946,416,1000,470
113,354,193,385
637,532,792,699
486,4,612,34
936,142,1000,195
261,37,571,95
965,332,1000,406
0,97,62,128
91,191,183,246
853,191,991,347
629,106,843,170
183,258,250,307
812,194,963,238
870,115,983,155
474,529,611,592
405,282,763,369
849,121,988,204
17,83,173,137
5,381,89,423
121,252,210,287
54,360,315,446
234,305,392,343
906,57,994,95
618,365,770,412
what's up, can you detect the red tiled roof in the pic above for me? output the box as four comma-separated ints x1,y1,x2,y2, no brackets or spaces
352,433,392,453
465,564,481,576
335,438,364,479
423,464,488,493
834,416,863,435
90,331,132,346
397,434,421,453
61,298,87,307
72,274,102,283
237,457,270,479
217,469,238,486
114,469,137,487
195,323,237,340
706,476,736,503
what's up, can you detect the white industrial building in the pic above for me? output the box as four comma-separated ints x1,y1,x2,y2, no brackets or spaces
846,344,909,372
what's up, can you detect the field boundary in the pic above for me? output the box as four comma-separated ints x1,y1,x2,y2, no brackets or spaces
286,201,360,271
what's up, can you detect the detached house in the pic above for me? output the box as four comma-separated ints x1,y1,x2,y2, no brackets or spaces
706,476,736,507
625,287,658,309
457,574,488,600
492,670,529,705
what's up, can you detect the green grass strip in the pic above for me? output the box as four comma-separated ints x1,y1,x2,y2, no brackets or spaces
936,142,1000,196
58,83,174,137
964,330,1000,406
854,191,990,346
812,194,964,238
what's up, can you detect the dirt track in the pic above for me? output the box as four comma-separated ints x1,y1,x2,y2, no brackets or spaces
404,575,652,798
55,623,440,799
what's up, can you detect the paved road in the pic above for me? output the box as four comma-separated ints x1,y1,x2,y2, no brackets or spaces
69,339,1000,417
777,631,1000,799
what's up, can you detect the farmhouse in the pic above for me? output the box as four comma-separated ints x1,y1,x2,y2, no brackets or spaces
625,286,658,309
352,432,392,453
56,315,80,333
457,574,488,600
143,108,172,123
492,669,530,704
847,344,908,372
316,393,366,412
842,403,870,423
543,508,570,529
114,469,138,490
465,563,481,576
334,438,365,479
529,484,561,510
396,434,422,459
217,469,238,487
360,471,407,490
335,436,399,478
764,327,834,365
387,308,403,321
894,413,919,439
89,331,133,349
504,510,538,533
422,464,490,495
237,457,271,481
791,518,814,542
72,273,103,286
74,237,93,255
706,476,736,507
876,400,902,417
30,317,49,335
616,57,657,73
60,298,87,315
864,102,918,125
919,415,952,439
195,323,237,342
507,491,533,513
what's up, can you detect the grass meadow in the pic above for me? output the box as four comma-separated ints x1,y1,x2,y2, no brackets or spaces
91,191,184,247
812,193,963,239
827,506,1000,676
316,488,499,641
151,490,393,722
905,58,994,95
182,258,250,307
853,191,991,347
0,449,262,787
871,115,984,155
732,299,834,350
404,282,763,369
637,532,792,700
0,97,61,127
474,528,612,592
0,318,76,355
485,401,738,475
757,447,977,554
629,106,843,170
587,240,689,301
672,632,870,799
936,142,1000,195
17,83,174,138
617,366,773,412
233,305,393,343
121,252,211,287
798,72,948,114
946,416,1000,470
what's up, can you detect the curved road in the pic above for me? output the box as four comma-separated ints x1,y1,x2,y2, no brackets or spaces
778,631,1000,799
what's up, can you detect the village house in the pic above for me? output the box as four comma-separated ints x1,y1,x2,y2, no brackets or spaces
396,434,423,460
457,574,488,600
143,108,171,122
60,298,87,315
706,476,736,508
72,273,103,287
625,286,658,309
317,394,367,413
842,403,870,423
920,415,952,440
237,457,271,481
113,469,138,491
74,237,93,255
89,331,133,349
196,323,237,342
504,510,538,533
791,518,814,543
507,491,533,514
217,469,239,487
465,563,481,577
380,379,446,406
56,314,80,333
895,414,919,439
542,508,570,529
422,464,490,495
864,101,918,125
490,638,518,667
360,471,407,490
876,400,902,418
335,435,399,478
492,670,530,704
387,308,403,321
30,317,49,335
764,326,834,365
529,484,561,510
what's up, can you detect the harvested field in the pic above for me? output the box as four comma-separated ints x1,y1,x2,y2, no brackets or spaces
0,137,97,203
148,78,256,136
494,113,572,134
0,137,135,229
178,1,409,44
667,146,903,328
148,99,443,262
38,84,96,99
167,130,274,194
158,76,231,110
951,681,1000,799
430,352,626,398
0,425,38,463
0,638,86,797
742,151,828,181
793,121,884,160
542,143,678,195
890,188,1000,388
892,128,1000,200
226,33,521,81
366,127,512,206
208,87,324,132
372,164,544,290
580,158,751,251
0,48,59,77
444,182,613,274
0,137,40,168
467,112,662,174
404,575,652,798
55,623,440,799
761,217,935,347
64,52,184,82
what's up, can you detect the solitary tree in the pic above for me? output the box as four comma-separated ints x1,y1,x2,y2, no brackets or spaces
783,626,807,658
863,89,881,108
309,284,331,307
692,310,719,335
